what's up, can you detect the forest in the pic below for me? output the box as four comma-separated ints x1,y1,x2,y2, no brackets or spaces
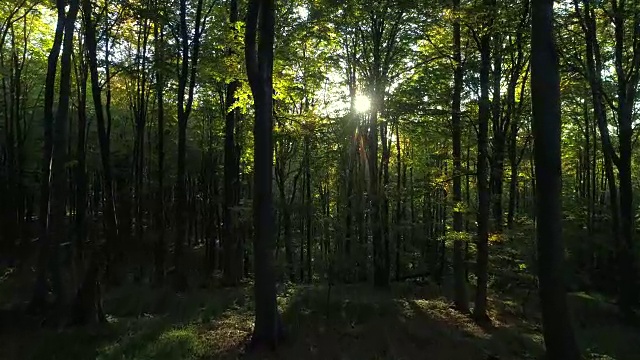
1,0,640,358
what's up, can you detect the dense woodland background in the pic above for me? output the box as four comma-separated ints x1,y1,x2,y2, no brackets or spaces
1,0,640,358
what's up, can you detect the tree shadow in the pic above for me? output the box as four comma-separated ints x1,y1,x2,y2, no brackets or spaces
0,285,252,360
3,282,637,359
223,283,546,360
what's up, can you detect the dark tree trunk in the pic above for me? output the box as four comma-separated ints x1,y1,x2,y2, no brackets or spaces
473,0,493,323
275,142,301,283
74,34,89,266
47,0,79,311
173,0,205,291
153,12,165,285
72,0,118,324
394,121,402,281
612,0,639,317
574,0,637,316
489,34,504,232
531,0,581,357
507,117,518,230
222,0,243,287
132,16,150,282
465,138,472,280
245,0,283,348
304,134,312,283
452,0,468,313
30,0,66,312
369,98,386,287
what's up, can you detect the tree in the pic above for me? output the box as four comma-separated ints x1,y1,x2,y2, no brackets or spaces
173,0,208,290
72,0,119,324
47,0,79,310
245,0,284,348
222,0,243,287
451,0,469,313
570,0,639,318
473,0,493,324
531,0,581,357
30,0,67,313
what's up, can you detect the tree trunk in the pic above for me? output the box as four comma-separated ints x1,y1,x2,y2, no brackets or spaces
489,34,504,232
30,0,66,312
72,0,119,324
394,121,402,281
48,0,79,311
245,0,283,348
474,0,492,323
173,0,205,291
452,0,468,312
222,0,242,287
74,35,89,266
304,134,312,283
369,97,386,287
531,0,581,357
612,0,639,317
507,117,518,230
153,12,165,285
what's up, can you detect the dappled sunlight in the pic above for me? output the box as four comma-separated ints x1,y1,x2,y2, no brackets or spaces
99,324,206,360
199,311,254,357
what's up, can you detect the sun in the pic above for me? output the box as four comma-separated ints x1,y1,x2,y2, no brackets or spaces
354,94,371,113
295,6,309,20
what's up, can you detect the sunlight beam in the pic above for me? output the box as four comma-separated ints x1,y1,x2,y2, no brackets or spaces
354,95,371,113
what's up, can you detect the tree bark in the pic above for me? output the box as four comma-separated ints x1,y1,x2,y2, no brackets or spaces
222,0,243,286
72,0,118,324
452,0,468,313
30,0,66,312
473,0,493,323
48,0,80,311
153,8,165,285
304,134,312,283
173,0,205,290
74,33,89,266
531,0,581,357
245,0,283,348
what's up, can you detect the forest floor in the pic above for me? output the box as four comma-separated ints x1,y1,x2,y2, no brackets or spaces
0,277,638,360
0,235,638,360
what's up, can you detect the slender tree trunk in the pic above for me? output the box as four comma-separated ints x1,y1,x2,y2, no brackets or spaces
612,0,639,316
305,134,312,283
490,34,504,232
173,0,205,290
452,0,468,312
394,122,402,281
173,0,190,291
75,36,88,266
154,12,165,285
507,119,518,229
369,97,386,287
72,0,118,324
223,0,242,286
474,0,493,323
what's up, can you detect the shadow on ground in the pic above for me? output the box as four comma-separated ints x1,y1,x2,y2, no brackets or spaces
250,283,545,360
0,281,638,359
0,285,253,360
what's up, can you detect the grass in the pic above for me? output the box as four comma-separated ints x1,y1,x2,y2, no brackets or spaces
1,279,638,360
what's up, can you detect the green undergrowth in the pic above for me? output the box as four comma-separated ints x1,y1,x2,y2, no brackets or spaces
0,281,638,359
